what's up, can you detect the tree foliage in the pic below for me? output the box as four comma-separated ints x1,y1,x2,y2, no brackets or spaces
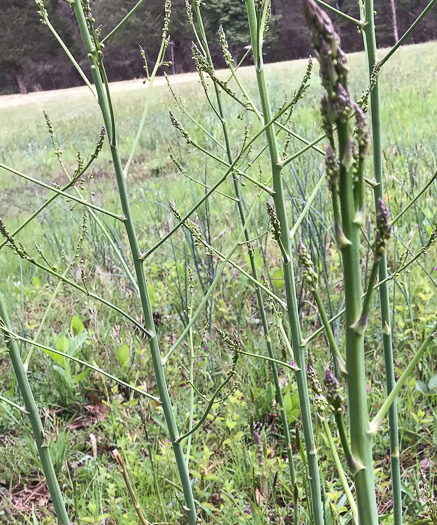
1,0,436,94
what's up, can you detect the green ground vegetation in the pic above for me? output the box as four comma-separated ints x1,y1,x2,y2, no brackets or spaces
0,41,436,524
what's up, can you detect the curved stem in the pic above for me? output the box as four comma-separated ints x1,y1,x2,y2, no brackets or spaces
322,418,358,522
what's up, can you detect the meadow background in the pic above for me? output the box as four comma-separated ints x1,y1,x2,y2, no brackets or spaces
0,38,436,523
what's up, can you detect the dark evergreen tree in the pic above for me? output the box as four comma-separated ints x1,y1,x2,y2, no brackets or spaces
1,0,436,94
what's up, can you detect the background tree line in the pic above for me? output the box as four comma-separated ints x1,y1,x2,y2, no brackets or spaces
1,0,436,94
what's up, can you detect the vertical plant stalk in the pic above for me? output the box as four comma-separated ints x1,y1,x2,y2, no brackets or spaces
70,1,197,523
185,268,195,467
190,0,298,497
361,1,402,522
309,366,358,522
244,1,324,522
304,1,378,522
0,292,70,524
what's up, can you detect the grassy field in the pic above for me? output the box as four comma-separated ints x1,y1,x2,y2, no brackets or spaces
0,40,436,524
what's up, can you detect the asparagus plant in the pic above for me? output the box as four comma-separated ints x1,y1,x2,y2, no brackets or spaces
0,292,70,524
360,1,402,521
68,1,198,522
304,0,379,522
244,1,324,522
185,0,299,503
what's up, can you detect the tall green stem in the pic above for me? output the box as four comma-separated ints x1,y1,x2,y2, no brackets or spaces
71,2,197,522
191,0,298,494
0,292,70,524
244,2,324,522
361,2,402,522
337,121,378,525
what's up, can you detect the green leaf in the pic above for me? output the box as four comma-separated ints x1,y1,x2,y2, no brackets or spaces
204,473,219,481
415,380,429,394
116,344,129,367
32,276,40,287
226,419,237,430
56,335,69,353
71,315,85,336
428,374,437,391
43,347,65,366
271,268,284,289
75,368,91,384
148,283,155,305
43,335,69,365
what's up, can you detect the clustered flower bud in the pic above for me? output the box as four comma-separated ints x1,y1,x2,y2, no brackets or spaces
0,220,34,262
325,143,339,193
353,103,369,160
91,126,105,162
297,239,318,290
324,367,343,415
191,42,236,98
36,0,48,24
303,0,352,126
425,219,437,250
162,0,171,38
219,25,233,66
185,0,194,25
373,198,391,257
216,327,240,371
169,200,182,221
169,201,204,247
307,363,328,417
74,212,88,260
169,111,191,144
266,202,281,241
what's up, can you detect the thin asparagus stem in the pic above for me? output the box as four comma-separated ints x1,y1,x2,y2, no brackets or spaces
0,325,160,402
0,394,28,413
392,170,437,226
163,191,262,364
322,418,358,522
101,0,147,44
361,1,402,520
142,93,310,260
36,0,96,97
113,449,151,525
369,321,437,433
70,1,197,521
304,1,378,521
0,292,70,524
313,0,363,26
377,0,437,70
0,163,124,221
185,268,195,466
245,1,324,521
124,1,171,176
